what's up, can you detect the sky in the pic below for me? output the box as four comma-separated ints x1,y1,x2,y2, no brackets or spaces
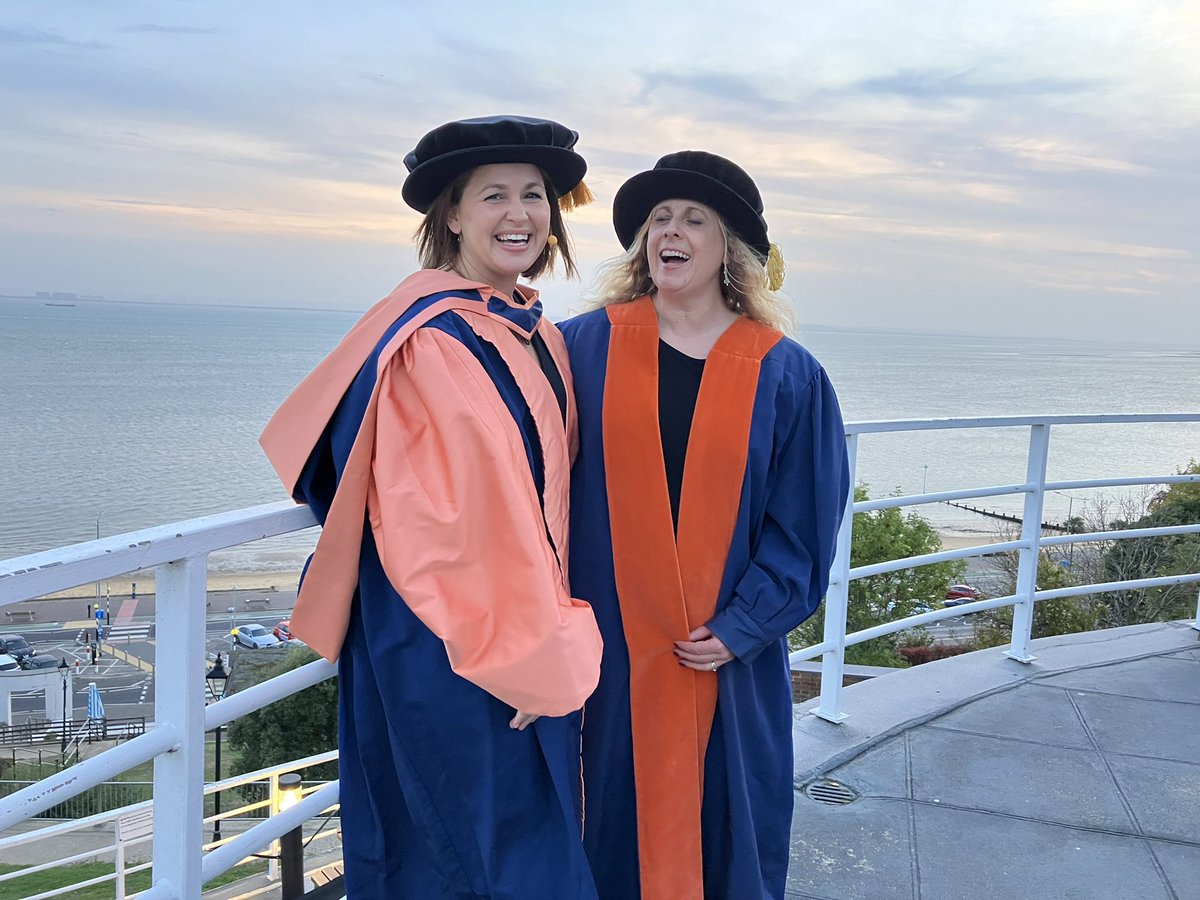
1,1,1197,344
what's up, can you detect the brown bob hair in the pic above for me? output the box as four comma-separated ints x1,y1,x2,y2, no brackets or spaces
414,167,578,282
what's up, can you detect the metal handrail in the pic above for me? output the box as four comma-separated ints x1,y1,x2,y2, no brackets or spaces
0,751,341,898
792,413,1200,724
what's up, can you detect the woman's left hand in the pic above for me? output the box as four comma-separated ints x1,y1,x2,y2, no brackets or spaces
509,711,540,731
674,625,734,672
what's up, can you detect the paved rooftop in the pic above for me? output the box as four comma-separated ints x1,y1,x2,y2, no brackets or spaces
787,621,1200,900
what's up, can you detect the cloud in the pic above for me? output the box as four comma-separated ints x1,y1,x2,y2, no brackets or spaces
637,71,787,115
118,24,230,36
0,26,105,49
996,138,1148,174
855,68,1095,101
0,1,1196,344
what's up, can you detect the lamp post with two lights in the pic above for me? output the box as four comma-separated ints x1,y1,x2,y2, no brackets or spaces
58,658,70,754
205,653,230,844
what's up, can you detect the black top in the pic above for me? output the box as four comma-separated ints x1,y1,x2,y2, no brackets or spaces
531,332,568,426
658,339,706,530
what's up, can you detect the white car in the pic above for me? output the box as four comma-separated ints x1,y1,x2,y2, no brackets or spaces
0,653,21,672
232,623,282,649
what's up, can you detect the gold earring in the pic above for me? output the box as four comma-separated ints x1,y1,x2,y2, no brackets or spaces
546,234,558,247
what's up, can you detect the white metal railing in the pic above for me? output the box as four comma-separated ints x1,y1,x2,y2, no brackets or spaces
0,751,339,898
0,416,1198,894
791,413,1200,723
0,501,335,897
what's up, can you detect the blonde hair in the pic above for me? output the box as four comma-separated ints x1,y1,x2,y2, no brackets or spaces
584,215,793,332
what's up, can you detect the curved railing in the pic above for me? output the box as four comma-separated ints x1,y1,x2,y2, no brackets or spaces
789,414,1200,723
0,414,1198,896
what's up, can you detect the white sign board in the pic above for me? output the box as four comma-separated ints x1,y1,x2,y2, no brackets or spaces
118,807,154,843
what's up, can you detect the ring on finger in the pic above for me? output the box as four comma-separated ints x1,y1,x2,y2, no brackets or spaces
710,661,718,671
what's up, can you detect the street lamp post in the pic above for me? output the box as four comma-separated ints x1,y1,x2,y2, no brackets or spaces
58,658,69,754
922,464,929,495
205,653,230,843
1051,490,1081,566
94,512,103,619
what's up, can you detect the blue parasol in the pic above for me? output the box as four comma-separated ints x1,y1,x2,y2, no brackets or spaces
86,682,105,721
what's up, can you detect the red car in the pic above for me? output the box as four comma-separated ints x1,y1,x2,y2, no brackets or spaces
944,584,981,606
273,620,292,642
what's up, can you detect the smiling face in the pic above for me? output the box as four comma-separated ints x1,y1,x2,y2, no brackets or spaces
645,198,726,300
448,163,551,296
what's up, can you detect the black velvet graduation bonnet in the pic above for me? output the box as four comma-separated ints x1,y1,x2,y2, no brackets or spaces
612,150,771,260
402,115,589,214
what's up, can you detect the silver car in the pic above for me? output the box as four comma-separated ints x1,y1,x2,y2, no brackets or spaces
232,623,281,650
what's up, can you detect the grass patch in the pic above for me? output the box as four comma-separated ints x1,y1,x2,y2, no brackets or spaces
0,859,266,897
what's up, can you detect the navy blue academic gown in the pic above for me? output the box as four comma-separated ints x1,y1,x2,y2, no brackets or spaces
561,307,849,900
293,287,598,899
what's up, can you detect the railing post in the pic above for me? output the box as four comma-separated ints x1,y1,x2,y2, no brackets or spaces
1192,586,1200,632
114,824,127,898
150,556,209,897
268,773,281,882
1007,424,1051,663
813,433,858,723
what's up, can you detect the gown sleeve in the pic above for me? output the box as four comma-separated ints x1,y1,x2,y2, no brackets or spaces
706,367,850,664
366,326,602,716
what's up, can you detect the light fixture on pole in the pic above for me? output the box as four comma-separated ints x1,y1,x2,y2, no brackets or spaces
205,653,230,843
94,512,103,624
58,658,69,754
278,772,305,899
1050,490,1082,565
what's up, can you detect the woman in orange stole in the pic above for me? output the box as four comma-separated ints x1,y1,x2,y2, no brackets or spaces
560,152,850,899
261,117,602,898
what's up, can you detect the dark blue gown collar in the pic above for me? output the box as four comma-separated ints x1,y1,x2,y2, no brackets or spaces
437,271,543,339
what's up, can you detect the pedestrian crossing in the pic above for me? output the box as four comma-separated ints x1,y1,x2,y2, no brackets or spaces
102,624,155,642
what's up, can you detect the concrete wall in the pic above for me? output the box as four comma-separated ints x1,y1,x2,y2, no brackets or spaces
791,662,897,702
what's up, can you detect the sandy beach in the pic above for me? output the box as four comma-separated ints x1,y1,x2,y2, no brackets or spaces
35,570,301,601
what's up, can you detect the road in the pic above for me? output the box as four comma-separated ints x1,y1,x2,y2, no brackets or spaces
4,589,297,722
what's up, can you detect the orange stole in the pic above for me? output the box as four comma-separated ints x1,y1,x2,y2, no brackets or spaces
602,297,782,899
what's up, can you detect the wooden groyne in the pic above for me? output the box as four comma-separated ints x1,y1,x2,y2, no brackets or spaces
945,501,1070,533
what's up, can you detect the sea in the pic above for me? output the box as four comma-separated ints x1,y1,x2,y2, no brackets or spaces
2,297,1198,576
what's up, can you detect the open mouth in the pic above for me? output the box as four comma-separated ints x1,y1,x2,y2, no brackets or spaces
496,232,531,247
659,248,690,264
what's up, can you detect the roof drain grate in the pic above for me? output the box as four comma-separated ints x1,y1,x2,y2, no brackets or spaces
803,779,858,806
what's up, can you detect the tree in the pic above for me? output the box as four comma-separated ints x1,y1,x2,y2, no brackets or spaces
790,484,966,667
1095,461,1200,627
226,647,338,780
972,550,1098,649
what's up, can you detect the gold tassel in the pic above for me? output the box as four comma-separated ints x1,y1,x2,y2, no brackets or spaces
558,179,594,212
766,242,785,292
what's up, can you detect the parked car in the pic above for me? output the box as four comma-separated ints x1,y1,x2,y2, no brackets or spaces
22,655,63,670
884,600,935,617
273,619,292,642
0,633,36,664
232,623,282,649
944,584,981,607
0,653,20,672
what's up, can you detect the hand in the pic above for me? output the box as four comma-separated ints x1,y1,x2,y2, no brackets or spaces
509,711,540,731
673,625,734,673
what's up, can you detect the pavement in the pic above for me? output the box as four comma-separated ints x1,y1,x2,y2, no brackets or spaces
787,620,1200,900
